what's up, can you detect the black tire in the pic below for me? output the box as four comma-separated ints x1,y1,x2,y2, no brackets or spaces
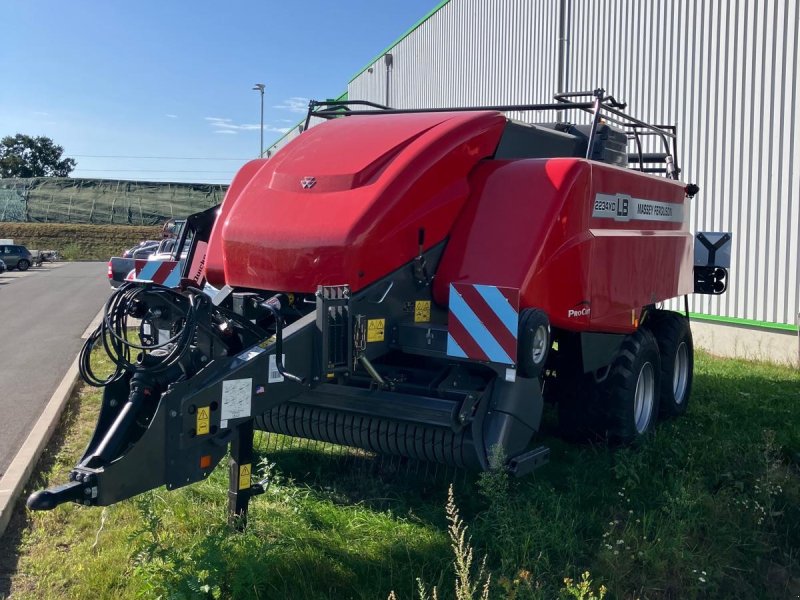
518,308,550,378
599,328,661,445
647,311,694,417
17,259,30,271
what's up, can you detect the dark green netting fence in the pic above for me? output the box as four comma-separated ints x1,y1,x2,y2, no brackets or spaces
0,178,227,225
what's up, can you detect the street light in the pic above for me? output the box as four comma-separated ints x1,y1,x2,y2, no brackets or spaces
252,83,265,157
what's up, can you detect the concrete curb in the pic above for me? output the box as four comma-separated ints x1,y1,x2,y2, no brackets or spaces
0,356,82,537
0,302,105,538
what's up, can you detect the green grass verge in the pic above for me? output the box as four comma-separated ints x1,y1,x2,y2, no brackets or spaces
2,352,798,599
0,222,161,261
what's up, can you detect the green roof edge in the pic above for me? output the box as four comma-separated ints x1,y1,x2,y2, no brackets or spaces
266,91,349,153
689,312,798,333
268,0,450,150
348,0,452,84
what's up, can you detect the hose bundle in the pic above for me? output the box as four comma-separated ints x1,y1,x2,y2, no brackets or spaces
79,282,206,387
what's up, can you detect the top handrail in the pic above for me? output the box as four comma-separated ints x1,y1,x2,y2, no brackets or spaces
303,89,680,178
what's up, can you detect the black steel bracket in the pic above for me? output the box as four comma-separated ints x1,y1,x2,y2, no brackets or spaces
316,285,353,375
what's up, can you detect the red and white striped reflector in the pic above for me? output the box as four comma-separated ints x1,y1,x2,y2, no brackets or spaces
126,259,183,287
446,283,519,365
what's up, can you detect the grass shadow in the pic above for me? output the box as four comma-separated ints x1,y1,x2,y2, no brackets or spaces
4,352,800,599
251,436,477,524
0,389,90,599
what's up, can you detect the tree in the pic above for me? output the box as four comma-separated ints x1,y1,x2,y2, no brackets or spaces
0,134,77,178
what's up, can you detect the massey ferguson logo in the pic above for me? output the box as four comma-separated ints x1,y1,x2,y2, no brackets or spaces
568,301,591,319
300,176,316,189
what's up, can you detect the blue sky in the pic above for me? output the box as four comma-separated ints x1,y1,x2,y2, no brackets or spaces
0,1,440,184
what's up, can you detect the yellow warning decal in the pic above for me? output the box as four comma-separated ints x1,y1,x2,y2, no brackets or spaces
367,318,385,342
238,464,251,490
196,406,210,436
414,300,431,323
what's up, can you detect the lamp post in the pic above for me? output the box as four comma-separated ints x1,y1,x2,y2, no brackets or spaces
252,83,265,157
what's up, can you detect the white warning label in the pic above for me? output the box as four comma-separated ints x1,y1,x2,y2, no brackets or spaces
268,354,287,383
221,378,252,422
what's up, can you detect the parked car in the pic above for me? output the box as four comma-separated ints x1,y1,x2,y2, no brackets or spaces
0,258,6,274
0,244,33,271
109,238,190,288
123,240,160,259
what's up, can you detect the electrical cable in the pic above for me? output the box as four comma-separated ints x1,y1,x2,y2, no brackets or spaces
79,282,207,387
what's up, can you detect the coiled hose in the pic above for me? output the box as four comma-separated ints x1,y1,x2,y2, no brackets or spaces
79,282,205,387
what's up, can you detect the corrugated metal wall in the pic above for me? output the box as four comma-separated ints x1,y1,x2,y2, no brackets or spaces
345,0,799,327
349,0,562,123
566,0,799,327
267,128,302,156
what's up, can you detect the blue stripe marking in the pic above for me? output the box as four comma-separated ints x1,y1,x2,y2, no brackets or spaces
446,333,468,358
449,285,513,364
137,261,161,281
474,284,518,337
162,263,182,288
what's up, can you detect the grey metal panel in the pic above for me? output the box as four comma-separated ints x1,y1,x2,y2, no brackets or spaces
349,0,561,122
345,0,799,327
567,0,799,326
274,1,563,157
266,127,301,156
265,115,330,157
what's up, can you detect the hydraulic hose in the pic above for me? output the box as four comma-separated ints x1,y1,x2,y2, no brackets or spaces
79,282,205,387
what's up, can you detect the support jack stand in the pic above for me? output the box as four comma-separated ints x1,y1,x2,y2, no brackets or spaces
227,420,266,530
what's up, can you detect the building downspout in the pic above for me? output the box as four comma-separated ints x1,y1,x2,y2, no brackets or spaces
384,53,394,107
557,0,569,121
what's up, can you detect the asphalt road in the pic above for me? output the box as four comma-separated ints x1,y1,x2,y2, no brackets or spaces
0,262,110,477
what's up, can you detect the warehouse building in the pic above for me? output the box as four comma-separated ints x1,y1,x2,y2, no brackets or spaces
269,0,799,365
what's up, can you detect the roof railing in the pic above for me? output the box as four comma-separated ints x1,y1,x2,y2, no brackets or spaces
304,89,680,179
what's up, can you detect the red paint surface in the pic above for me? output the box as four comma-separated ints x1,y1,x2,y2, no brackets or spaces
434,159,692,333
447,314,490,362
207,111,693,335
206,111,506,292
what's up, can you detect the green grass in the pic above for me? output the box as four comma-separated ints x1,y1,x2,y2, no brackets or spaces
0,222,161,260
2,352,799,599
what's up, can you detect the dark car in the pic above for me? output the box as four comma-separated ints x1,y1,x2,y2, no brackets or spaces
0,244,33,271
123,240,160,259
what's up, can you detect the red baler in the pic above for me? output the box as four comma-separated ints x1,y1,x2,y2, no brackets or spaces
29,91,730,522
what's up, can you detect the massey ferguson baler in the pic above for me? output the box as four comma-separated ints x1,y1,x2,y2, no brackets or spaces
29,90,730,521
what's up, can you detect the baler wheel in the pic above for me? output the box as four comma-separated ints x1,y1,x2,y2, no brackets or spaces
518,308,550,378
647,311,694,417
600,328,661,444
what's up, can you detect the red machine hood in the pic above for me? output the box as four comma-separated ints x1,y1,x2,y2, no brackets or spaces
206,111,506,292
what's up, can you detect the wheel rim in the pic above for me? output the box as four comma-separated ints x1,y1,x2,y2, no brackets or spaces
673,342,689,404
633,362,655,434
531,325,548,364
